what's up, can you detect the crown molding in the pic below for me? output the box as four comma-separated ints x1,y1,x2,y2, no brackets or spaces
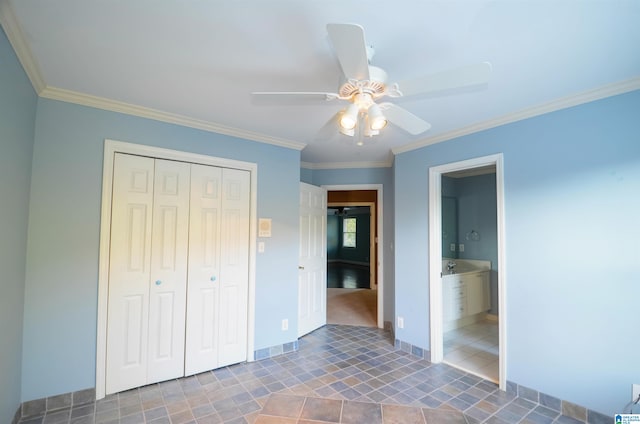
1,3,304,151
392,77,640,155
4,2,636,159
40,86,306,151
301,159,392,170
0,0,45,92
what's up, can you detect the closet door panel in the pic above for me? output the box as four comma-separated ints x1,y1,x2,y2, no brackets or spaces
218,168,250,366
185,164,223,375
106,153,155,394
147,159,190,382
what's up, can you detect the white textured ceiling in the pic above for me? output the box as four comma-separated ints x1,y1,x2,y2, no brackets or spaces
4,0,640,167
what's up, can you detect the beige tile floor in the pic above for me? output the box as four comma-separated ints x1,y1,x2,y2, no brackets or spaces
326,288,377,327
444,320,499,383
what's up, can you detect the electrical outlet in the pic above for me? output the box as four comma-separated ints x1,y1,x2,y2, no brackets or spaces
397,316,404,329
450,243,456,252
459,243,465,252
281,319,288,331
633,384,640,402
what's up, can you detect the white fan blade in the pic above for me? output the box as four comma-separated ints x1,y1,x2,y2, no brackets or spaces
251,91,340,104
314,111,342,141
381,103,431,135
397,62,492,97
327,23,370,81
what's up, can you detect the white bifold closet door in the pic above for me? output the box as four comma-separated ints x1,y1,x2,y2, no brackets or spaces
106,154,190,394
185,164,250,376
106,153,250,395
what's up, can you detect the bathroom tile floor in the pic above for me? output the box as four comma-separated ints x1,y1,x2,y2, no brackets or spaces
444,320,499,383
19,325,591,424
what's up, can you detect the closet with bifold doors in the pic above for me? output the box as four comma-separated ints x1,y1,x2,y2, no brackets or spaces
106,153,250,395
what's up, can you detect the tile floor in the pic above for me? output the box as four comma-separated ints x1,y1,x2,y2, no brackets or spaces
444,320,499,383
19,325,591,424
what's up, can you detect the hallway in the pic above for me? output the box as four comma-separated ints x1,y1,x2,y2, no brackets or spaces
327,263,370,289
327,263,376,327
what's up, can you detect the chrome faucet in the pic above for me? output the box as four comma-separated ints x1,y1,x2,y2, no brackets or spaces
446,261,457,272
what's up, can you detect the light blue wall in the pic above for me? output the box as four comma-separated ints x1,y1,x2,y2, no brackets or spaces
0,26,36,423
300,167,313,184
21,98,301,401
307,167,395,325
394,90,640,415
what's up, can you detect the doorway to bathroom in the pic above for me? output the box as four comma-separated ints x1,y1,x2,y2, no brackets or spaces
428,154,506,389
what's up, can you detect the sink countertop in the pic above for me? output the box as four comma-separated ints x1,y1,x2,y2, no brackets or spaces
442,267,490,276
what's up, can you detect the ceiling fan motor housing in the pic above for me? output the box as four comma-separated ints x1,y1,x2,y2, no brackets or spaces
338,66,388,102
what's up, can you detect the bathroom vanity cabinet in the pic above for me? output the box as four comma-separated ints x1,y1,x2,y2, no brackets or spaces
443,270,490,325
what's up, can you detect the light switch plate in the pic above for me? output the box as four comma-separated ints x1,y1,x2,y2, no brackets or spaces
459,243,465,252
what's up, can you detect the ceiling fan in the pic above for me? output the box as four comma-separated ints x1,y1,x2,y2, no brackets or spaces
252,23,492,144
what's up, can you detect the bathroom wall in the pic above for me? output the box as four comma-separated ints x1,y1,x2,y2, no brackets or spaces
456,173,498,315
441,173,498,314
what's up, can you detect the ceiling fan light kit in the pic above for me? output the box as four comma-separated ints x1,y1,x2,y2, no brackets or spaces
252,23,491,144
340,103,359,130
367,103,387,130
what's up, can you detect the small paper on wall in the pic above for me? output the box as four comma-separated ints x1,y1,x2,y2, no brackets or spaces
258,218,272,237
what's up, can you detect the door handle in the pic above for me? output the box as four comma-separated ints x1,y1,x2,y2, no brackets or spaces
210,276,217,282
298,266,304,270
155,280,162,286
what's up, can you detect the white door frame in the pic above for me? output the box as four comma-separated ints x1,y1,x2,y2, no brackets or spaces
327,201,376,290
96,139,258,400
322,184,384,329
428,154,507,390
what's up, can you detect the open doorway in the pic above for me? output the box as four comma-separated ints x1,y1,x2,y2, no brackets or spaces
428,154,506,389
323,185,384,329
327,205,375,289
327,204,376,327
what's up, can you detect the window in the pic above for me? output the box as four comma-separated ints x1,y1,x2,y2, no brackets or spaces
343,217,356,248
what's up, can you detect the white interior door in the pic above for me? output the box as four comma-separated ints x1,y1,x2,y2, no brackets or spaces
106,154,155,394
298,182,327,337
185,165,250,375
147,159,190,382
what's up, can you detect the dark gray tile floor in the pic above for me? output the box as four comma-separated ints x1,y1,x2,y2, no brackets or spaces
19,325,591,423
